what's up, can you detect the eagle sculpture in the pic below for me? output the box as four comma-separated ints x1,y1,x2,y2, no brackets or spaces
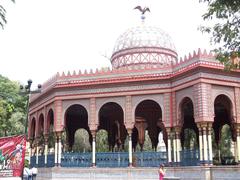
134,6,150,15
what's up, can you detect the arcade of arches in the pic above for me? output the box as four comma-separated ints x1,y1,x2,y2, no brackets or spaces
28,89,240,167
27,15,240,168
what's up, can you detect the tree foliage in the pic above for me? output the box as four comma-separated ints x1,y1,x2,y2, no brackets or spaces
0,0,15,29
0,74,27,137
219,124,232,157
135,130,153,152
200,0,240,69
96,130,109,152
183,128,198,150
72,129,91,152
210,124,233,165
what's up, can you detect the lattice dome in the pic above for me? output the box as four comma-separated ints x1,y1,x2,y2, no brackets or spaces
111,25,178,70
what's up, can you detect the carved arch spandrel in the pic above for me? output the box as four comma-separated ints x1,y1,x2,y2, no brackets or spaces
176,96,194,126
212,85,235,121
62,99,89,128
44,103,54,134
213,94,236,143
45,108,54,135
96,97,125,126
28,114,37,139
36,113,44,138
132,94,164,125
234,87,240,123
175,87,194,126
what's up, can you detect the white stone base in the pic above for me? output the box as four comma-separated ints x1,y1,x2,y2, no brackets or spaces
36,166,240,180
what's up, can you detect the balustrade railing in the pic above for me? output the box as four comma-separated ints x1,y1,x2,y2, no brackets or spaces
30,156,36,168
133,151,167,167
30,150,202,168
96,152,129,167
61,152,92,167
38,155,45,167
47,154,55,167
30,154,55,168
180,149,200,166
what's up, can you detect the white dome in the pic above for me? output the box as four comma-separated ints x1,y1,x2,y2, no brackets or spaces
113,26,176,53
111,25,178,70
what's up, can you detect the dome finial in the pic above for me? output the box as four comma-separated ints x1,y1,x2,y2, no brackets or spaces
134,6,150,23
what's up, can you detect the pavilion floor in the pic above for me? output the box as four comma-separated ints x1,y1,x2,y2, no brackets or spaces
36,166,240,180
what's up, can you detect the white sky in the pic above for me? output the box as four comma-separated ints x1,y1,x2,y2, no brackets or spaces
0,0,214,87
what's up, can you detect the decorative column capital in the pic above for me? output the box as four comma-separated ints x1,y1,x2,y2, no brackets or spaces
174,126,181,135
166,127,172,133
127,128,133,135
196,122,202,129
89,124,98,132
207,122,212,131
44,135,49,143
196,122,208,128
34,137,41,145
202,126,207,136
28,137,34,144
54,131,62,140
237,129,240,135
32,139,39,154
56,131,62,137
236,125,240,135
91,130,97,138
166,127,172,138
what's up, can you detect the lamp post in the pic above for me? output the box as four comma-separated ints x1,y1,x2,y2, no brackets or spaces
20,79,41,135
19,80,41,180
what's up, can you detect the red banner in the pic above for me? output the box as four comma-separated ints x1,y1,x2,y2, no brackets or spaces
0,135,26,177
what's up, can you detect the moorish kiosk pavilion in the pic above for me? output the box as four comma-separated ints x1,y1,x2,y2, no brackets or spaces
28,13,240,172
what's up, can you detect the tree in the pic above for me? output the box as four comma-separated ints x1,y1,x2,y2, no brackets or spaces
219,124,232,157
200,0,240,69
211,124,233,164
0,74,27,137
135,130,152,151
0,0,15,29
96,130,109,152
183,129,197,150
72,129,91,152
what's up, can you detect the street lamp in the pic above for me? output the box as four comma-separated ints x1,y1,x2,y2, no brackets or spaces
20,79,41,135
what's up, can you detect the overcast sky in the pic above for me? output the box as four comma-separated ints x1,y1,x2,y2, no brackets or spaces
0,0,214,87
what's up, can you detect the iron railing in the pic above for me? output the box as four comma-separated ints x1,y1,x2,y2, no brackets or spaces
38,155,45,167
30,156,36,168
96,152,129,167
180,149,200,166
61,152,92,167
30,150,203,168
30,154,55,168
133,151,167,167
47,154,55,167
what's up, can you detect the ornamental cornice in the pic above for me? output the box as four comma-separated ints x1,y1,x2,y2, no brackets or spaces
172,72,240,88
29,66,240,107
55,83,171,97
54,61,237,89
29,51,240,105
